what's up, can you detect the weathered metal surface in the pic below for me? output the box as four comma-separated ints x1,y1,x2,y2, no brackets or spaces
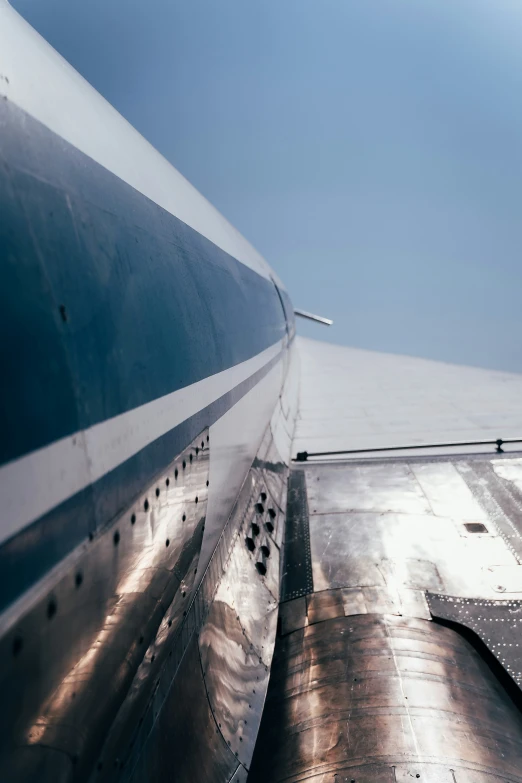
0,432,209,782
249,614,522,783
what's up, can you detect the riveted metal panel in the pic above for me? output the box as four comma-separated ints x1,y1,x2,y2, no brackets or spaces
427,592,522,688
199,599,269,767
210,532,278,667
0,433,209,781
126,636,238,783
249,614,522,783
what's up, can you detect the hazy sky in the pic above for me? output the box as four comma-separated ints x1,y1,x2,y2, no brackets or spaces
11,0,522,372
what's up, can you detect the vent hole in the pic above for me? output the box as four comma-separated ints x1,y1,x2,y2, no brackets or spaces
12,636,23,657
144,499,149,511
464,522,488,534
113,530,120,546
47,598,57,619
75,572,83,588
131,513,136,525
166,539,170,547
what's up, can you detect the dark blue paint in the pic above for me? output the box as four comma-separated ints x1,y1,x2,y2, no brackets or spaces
0,100,288,468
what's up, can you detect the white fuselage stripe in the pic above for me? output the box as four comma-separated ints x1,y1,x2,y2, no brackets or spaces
0,340,283,548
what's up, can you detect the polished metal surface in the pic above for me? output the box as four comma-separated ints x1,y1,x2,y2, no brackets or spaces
249,614,522,782
127,636,240,783
293,308,333,326
79,423,288,782
305,457,522,601
251,454,522,783
0,432,209,782
199,598,270,766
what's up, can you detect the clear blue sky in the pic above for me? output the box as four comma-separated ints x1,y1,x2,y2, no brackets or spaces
11,0,522,372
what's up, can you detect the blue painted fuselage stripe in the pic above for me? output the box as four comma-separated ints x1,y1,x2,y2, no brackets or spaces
0,345,284,611
0,99,289,468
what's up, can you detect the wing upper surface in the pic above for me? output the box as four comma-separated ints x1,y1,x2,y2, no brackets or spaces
294,336,522,457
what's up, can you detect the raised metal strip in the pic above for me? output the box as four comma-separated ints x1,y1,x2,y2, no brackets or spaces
281,469,313,601
427,592,522,689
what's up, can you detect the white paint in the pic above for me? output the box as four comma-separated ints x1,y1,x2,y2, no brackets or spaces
0,340,283,547
0,1,284,284
295,336,522,456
